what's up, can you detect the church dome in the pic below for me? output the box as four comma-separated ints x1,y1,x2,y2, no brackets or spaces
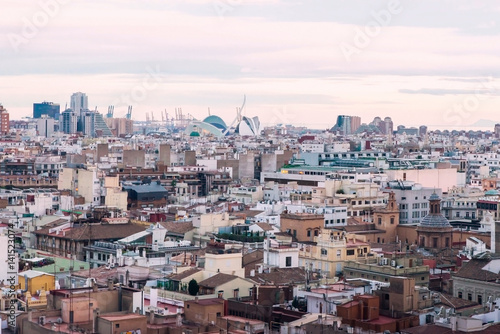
419,193,452,228
420,214,451,228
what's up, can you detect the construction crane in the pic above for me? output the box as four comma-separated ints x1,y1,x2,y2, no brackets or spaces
126,106,132,120
106,106,114,118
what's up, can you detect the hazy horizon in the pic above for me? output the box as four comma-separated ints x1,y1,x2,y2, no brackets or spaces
2,1,500,129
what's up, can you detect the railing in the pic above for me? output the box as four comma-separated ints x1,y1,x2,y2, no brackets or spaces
0,178,56,187
343,261,429,276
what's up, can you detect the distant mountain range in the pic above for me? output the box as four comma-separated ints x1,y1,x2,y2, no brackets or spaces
470,119,498,127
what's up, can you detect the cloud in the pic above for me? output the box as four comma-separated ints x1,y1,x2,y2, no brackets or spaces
399,88,500,95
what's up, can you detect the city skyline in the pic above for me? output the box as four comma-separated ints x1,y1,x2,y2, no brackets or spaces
2,1,500,128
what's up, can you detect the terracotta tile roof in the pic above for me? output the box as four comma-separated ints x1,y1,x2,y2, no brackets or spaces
249,267,313,286
253,222,274,231
169,267,201,281
454,258,500,282
435,293,479,310
33,222,147,241
158,221,195,234
198,273,238,288
71,266,118,286
243,250,264,267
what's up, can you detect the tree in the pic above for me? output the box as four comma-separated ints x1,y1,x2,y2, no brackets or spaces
188,279,199,296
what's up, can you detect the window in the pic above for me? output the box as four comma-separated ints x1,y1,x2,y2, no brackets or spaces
458,292,463,299
390,217,395,224
337,250,341,258
346,249,355,256
468,293,472,301
314,230,319,236
478,295,482,305
307,230,311,237
378,217,382,225
321,249,327,256
233,289,239,299
286,256,292,267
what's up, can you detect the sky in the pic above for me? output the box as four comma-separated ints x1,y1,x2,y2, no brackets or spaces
2,0,500,129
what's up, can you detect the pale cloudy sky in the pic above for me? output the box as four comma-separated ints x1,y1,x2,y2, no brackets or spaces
1,0,500,129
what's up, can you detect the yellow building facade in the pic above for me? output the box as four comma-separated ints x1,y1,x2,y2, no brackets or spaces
299,230,370,278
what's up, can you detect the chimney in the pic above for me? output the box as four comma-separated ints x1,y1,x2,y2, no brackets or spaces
195,296,199,304
176,313,182,327
93,308,100,333
107,279,114,291
149,309,155,324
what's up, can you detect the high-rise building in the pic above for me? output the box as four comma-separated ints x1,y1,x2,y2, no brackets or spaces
350,116,361,133
495,124,500,139
82,111,95,136
104,117,134,137
331,115,361,135
61,109,78,134
94,112,113,137
0,104,10,135
36,116,55,137
383,117,393,135
70,92,88,119
33,102,60,119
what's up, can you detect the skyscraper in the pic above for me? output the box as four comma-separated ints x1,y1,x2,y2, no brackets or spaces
33,102,60,119
61,109,78,134
331,115,361,135
70,92,88,117
82,111,95,136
